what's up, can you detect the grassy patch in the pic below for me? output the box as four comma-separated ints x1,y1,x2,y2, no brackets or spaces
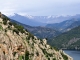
0,25,2,30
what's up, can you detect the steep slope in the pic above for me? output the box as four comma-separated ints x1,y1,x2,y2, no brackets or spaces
46,18,80,32
64,20,80,32
25,26,60,40
50,26,80,50
0,13,72,60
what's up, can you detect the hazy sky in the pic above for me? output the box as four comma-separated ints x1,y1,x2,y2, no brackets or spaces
0,0,80,16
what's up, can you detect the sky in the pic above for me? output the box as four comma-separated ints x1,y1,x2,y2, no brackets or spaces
0,0,80,16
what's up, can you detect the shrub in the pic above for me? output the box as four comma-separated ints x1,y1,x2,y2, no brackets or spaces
12,22,26,34
26,33,34,40
5,29,7,32
25,51,29,60
25,29,28,32
0,25,2,30
36,52,39,56
11,22,25,34
29,33,34,39
53,47,59,51
42,49,46,54
3,17,8,25
13,29,19,35
61,53,68,60
13,52,17,56
9,22,13,26
53,58,56,60
14,24,25,33
3,21,7,25
19,55,23,60
48,58,50,60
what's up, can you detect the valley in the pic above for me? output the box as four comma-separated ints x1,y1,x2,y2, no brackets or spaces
9,14,80,50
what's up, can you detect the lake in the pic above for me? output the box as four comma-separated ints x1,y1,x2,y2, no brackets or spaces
64,50,80,60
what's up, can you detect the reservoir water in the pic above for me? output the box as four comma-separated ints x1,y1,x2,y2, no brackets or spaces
64,50,80,60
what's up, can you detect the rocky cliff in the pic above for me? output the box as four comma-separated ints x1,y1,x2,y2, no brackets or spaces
0,13,72,60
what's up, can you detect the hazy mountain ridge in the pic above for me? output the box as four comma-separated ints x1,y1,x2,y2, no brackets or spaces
10,19,61,41
46,18,80,32
9,13,80,33
9,13,80,26
25,14,80,23
9,13,47,26
24,26,60,40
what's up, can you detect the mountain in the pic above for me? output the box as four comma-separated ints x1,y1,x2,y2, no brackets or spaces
9,14,80,24
25,14,80,24
23,26,60,40
9,13,47,26
9,19,61,41
49,26,80,50
46,18,80,32
64,19,80,32
46,19,75,31
9,13,80,32
9,14,71,25
0,12,72,60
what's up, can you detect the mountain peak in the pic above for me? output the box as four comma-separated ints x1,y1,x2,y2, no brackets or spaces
25,15,34,19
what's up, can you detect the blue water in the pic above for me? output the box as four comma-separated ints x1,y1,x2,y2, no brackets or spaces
64,50,80,60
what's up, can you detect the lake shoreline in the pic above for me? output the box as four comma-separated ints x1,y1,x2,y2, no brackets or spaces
64,50,80,60
62,49,80,51
61,50,73,60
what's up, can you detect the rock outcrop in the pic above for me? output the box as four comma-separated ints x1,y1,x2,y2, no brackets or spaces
0,13,73,60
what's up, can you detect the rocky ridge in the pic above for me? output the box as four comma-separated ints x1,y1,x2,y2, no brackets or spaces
0,13,72,60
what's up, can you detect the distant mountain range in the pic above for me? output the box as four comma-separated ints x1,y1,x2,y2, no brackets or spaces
9,13,47,26
9,13,80,26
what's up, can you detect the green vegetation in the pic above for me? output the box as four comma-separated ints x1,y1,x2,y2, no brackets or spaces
36,51,39,56
13,23,25,33
53,47,59,51
25,51,29,60
13,52,17,56
2,16,9,25
61,53,68,60
41,48,53,58
19,55,23,60
11,22,25,34
25,26,60,42
50,26,80,49
48,58,50,60
53,58,56,60
26,33,34,40
1,15,26,35
0,25,2,30
13,29,19,35
5,29,7,32
9,22,13,26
